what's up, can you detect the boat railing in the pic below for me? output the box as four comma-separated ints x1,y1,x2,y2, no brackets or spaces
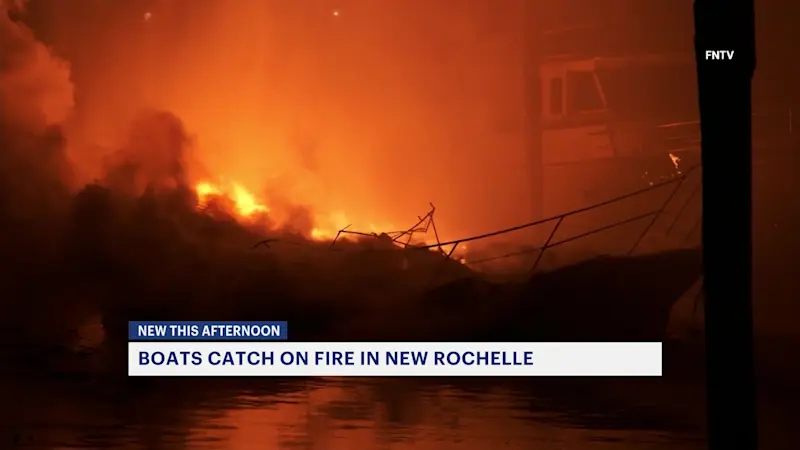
412,165,702,280
347,167,699,279
254,164,702,282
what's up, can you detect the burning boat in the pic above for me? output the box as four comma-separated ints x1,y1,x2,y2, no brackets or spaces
0,4,711,374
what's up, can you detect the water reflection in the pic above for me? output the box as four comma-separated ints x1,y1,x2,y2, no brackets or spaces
5,376,703,449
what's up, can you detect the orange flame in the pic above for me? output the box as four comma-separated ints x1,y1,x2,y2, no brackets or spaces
193,181,383,241
669,153,681,170
195,180,268,217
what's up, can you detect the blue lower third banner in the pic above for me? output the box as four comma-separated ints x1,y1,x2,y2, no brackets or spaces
128,341,663,377
129,321,288,341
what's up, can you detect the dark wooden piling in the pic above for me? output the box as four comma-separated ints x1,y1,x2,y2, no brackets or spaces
693,1,758,449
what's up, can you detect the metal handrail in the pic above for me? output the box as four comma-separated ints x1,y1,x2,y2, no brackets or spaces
252,164,703,278
413,164,700,253
404,165,701,277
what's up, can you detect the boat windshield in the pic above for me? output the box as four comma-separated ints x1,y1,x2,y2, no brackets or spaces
595,63,699,123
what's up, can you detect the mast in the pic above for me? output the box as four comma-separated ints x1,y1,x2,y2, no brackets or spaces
522,0,544,223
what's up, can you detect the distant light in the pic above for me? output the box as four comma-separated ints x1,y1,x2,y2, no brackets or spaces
332,10,340,17
144,12,152,22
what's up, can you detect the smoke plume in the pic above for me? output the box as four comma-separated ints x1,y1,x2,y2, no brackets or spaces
1,0,74,263
1,0,73,129
0,1,527,353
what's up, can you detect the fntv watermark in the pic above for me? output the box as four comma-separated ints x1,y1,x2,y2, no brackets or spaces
705,50,735,60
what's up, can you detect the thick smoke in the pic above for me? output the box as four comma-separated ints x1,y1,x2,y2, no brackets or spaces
24,1,536,239
0,1,474,353
0,0,79,348
1,0,73,128
0,0,73,265
3,2,695,356
0,2,712,366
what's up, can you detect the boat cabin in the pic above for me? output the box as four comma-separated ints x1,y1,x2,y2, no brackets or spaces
537,54,701,216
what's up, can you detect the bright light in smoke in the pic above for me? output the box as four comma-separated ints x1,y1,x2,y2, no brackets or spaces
196,182,220,200
6,0,544,254
63,4,486,246
230,183,269,216
193,181,364,241
195,181,269,217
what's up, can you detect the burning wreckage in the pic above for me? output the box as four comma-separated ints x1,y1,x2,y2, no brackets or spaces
1,8,706,369
206,163,702,341
45,82,705,361
4,148,703,373
84,166,700,368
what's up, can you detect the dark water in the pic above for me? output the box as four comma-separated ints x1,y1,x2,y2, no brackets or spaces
3,312,799,449
4,329,800,449
3,374,706,450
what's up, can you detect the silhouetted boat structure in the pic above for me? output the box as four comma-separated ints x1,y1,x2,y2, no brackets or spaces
321,164,702,278
282,164,705,342
15,165,702,376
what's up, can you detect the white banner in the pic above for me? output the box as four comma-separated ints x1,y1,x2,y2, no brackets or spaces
128,342,662,377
